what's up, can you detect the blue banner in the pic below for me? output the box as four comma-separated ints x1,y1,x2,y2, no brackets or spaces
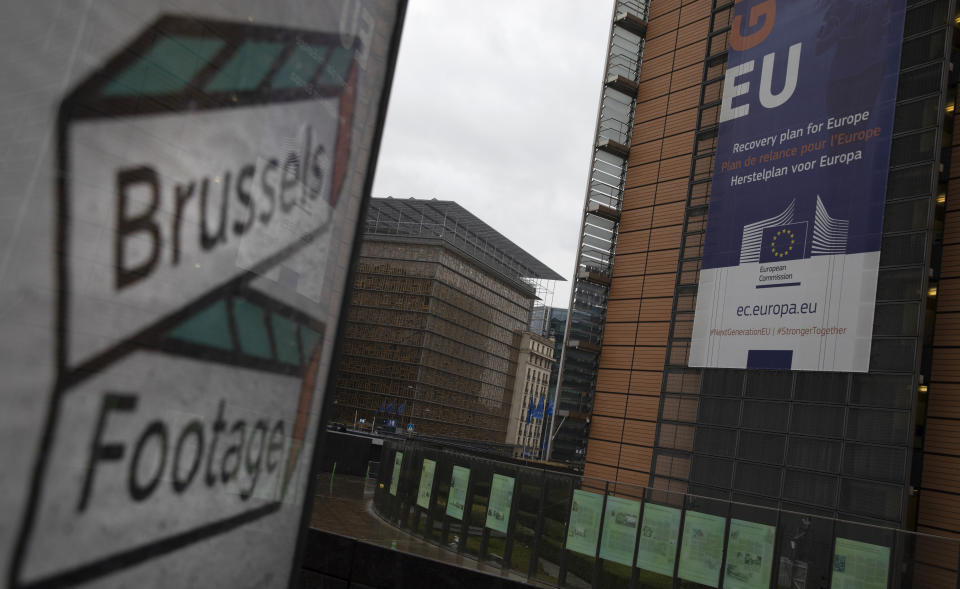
690,0,907,372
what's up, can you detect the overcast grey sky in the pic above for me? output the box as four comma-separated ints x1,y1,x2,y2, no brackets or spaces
372,0,616,307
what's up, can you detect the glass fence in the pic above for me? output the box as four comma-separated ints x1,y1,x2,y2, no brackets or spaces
372,438,960,589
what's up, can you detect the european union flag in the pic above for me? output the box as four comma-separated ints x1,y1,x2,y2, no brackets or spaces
759,222,808,263
534,397,545,419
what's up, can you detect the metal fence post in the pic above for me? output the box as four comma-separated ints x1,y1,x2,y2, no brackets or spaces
593,481,610,588
502,470,522,573
480,469,494,560
672,503,688,589
628,488,648,589
440,455,451,547
528,470,549,580
457,462,475,554
558,478,575,587
424,453,441,544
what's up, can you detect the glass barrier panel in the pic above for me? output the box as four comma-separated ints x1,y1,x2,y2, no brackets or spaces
598,482,643,589
833,520,896,589
510,468,543,579
465,461,491,558
725,501,778,589
484,471,517,565
360,439,960,589
678,495,729,589
775,509,835,588
636,487,684,589
562,477,605,588
538,472,574,586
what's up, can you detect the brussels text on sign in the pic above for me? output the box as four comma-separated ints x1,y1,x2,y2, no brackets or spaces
12,15,372,588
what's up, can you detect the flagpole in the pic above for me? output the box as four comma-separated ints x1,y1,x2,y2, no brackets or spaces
407,385,418,432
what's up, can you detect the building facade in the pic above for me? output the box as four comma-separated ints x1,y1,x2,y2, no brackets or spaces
505,331,555,456
329,198,562,443
570,0,960,585
552,0,648,466
530,306,570,458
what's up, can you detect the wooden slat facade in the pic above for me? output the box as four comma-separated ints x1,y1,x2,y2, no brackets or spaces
584,0,710,490
587,2,960,584
913,101,960,586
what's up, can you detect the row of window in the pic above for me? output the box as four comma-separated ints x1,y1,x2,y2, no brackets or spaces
646,0,954,527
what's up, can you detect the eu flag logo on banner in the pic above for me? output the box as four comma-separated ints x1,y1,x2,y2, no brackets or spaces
759,222,807,263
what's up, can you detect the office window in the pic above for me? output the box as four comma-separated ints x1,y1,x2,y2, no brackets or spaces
699,397,740,426
846,408,910,445
742,401,788,432
744,371,792,400
786,438,842,473
737,431,785,465
839,479,901,521
791,404,844,437
690,455,733,488
693,426,737,457
734,462,781,496
701,369,743,397
783,470,838,508
794,372,846,404
842,444,906,483
850,374,913,409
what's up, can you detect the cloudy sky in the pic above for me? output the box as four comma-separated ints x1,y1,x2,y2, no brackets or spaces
372,0,616,307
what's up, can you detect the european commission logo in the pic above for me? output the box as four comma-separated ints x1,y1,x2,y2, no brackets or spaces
759,222,807,263
740,196,848,264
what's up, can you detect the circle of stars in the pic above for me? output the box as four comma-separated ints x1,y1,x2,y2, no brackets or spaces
770,228,796,259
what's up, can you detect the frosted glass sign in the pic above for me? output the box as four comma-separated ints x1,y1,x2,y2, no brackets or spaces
832,537,890,588
566,490,604,557
678,511,726,588
485,474,515,534
723,519,776,589
635,503,682,577
416,459,436,509
389,452,403,496
445,466,470,520
598,496,641,566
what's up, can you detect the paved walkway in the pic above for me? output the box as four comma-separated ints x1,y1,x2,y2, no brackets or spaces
310,473,552,586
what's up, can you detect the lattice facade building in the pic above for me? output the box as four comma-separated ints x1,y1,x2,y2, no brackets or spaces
328,198,562,442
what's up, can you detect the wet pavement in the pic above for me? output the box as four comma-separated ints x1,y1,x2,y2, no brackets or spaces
309,473,552,586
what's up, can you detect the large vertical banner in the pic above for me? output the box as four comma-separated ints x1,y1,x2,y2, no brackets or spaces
1,2,405,587
690,0,907,371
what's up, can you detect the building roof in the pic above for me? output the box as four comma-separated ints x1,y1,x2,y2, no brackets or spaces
364,197,565,282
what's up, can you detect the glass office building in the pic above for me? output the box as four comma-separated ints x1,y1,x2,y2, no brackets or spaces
553,0,649,465
570,0,960,585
